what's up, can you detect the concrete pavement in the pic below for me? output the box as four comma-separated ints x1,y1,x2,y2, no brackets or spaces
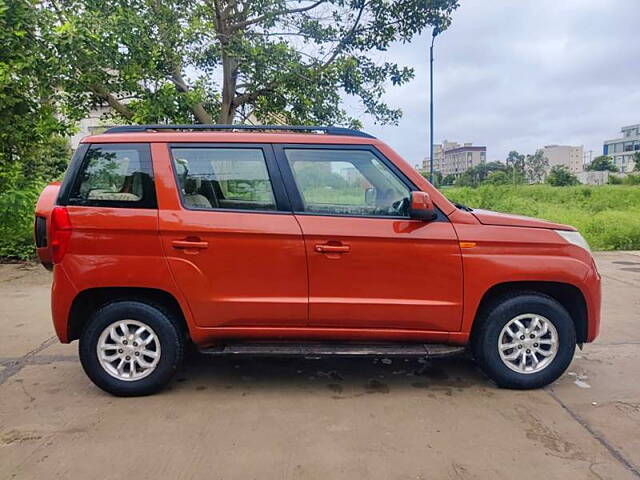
1,252,639,479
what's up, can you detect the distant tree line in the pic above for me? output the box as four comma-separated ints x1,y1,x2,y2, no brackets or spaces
428,150,640,188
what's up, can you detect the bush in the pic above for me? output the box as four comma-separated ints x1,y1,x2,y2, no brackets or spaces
608,174,640,185
444,185,640,251
0,136,69,261
622,174,640,185
546,165,579,186
483,170,510,185
0,182,44,260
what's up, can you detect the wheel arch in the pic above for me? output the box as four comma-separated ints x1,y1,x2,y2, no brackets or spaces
471,281,588,344
68,287,190,342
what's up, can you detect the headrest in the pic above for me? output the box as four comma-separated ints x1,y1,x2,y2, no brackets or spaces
184,177,202,194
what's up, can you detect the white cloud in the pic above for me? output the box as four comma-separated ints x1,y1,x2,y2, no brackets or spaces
355,0,640,164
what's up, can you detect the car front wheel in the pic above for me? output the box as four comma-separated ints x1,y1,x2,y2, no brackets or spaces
472,292,576,389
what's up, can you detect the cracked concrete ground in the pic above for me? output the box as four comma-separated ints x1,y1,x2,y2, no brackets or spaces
0,252,639,479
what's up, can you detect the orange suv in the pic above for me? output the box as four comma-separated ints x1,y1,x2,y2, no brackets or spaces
34,125,601,396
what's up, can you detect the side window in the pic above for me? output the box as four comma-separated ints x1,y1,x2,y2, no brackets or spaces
69,144,155,208
284,148,411,217
170,147,276,211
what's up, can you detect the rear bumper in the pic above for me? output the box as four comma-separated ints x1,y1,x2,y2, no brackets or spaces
51,265,78,343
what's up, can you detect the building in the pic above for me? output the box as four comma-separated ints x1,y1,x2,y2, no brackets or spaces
423,140,459,171
423,140,486,176
442,144,487,176
542,145,584,173
603,124,640,172
69,105,115,151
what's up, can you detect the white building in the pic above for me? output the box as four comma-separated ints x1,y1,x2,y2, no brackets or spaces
69,105,115,151
542,145,584,173
423,140,486,176
603,124,640,172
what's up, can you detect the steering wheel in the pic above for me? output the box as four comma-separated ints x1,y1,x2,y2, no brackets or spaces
391,197,410,216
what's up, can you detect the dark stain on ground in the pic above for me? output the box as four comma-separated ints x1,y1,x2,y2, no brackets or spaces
613,261,640,265
177,352,486,396
364,379,390,394
326,383,343,394
414,364,450,381
620,267,640,273
195,385,207,391
411,382,430,389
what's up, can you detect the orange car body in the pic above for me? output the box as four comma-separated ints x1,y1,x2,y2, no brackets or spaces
36,131,601,348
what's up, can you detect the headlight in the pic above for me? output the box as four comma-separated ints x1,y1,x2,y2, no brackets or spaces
555,230,591,252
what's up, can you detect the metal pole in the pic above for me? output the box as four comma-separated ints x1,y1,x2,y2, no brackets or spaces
429,35,435,184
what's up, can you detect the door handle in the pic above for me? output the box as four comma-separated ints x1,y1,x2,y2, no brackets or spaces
315,243,350,254
172,239,209,250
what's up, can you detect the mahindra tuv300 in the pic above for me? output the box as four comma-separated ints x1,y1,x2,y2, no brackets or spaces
34,125,601,396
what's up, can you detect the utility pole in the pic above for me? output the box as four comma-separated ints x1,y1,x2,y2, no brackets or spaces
429,24,442,184
583,149,594,170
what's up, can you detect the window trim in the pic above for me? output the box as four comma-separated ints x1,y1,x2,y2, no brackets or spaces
60,143,157,209
167,143,292,214
57,144,89,205
273,143,447,221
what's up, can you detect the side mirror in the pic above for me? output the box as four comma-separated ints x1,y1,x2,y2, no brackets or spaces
364,187,377,206
408,191,436,221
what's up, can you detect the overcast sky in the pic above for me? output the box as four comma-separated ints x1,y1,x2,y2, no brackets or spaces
356,0,640,165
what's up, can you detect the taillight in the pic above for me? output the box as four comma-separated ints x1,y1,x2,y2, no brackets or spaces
50,207,72,264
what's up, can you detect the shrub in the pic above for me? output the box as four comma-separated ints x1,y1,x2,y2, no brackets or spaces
546,165,579,186
622,174,640,185
483,170,510,185
0,182,44,260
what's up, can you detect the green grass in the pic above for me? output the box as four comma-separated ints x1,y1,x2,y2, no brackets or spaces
442,185,640,251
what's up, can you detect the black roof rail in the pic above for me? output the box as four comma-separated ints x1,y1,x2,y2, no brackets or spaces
103,124,376,139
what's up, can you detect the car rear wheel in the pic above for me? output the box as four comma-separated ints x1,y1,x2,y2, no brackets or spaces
472,292,576,389
79,301,184,396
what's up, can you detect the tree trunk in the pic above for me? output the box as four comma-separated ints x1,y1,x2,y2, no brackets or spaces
170,71,213,124
218,52,239,124
90,84,134,120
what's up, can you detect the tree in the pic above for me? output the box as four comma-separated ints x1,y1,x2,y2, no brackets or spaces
45,0,460,126
0,0,71,190
586,155,617,172
546,165,579,186
422,170,443,187
504,150,526,184
456,161,506,187
506,150,525,172
441,174,456,186
524,149,549,183
633,152,640,172
483,170,509,185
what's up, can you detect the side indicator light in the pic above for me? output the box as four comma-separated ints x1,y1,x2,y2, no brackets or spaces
459,242,477,249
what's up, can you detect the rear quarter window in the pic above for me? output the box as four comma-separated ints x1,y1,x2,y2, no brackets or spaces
67,144,156,208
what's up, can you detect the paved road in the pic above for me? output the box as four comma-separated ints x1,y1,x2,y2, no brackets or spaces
1,252,639,479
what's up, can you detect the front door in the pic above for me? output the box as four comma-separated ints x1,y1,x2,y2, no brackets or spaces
276,145,463,332
155,143,308,328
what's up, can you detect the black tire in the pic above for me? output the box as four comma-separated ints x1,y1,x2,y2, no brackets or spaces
79,300,184,396
471,292,576,389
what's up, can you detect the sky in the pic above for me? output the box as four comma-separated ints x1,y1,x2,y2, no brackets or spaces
355,0,640,165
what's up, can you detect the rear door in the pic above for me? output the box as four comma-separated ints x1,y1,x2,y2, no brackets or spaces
275,144,463,332
55,142,167,286
155,143,308,328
